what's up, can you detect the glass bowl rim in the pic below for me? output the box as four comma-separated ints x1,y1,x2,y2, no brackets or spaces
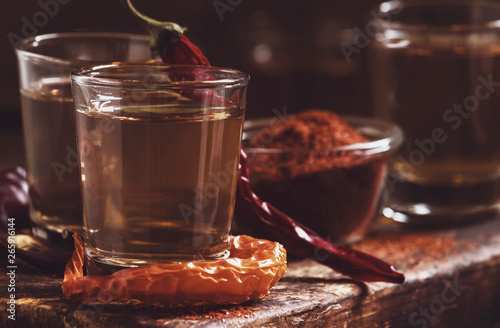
243,115,403,156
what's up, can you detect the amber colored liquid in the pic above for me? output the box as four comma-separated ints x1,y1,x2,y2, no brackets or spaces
371,45,500,221
20,79,83,235
76,103,243,270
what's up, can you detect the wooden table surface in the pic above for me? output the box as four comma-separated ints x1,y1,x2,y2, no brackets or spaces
1,215,500,328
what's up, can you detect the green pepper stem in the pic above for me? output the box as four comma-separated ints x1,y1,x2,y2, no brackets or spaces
124,0,186,57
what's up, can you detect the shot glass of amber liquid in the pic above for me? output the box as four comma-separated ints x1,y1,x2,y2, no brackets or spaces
370,0,500,225
15,32,153,246
71,64,248,274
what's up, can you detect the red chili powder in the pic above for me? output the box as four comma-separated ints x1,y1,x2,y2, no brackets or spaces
245,109,387,243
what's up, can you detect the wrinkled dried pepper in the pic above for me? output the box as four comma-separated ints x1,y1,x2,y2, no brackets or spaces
63,234,287,304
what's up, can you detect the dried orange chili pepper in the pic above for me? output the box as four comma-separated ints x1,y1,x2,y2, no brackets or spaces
62,234,287,304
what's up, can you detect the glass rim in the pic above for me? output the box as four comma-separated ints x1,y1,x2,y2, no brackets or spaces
243,115,403,155
71,64,250,89
14,31,153,66
374,0,500,32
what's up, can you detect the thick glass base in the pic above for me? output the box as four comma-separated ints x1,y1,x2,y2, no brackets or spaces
84,245,231,276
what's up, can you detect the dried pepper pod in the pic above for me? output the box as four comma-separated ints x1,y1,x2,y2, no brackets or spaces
0,166,71,272
124,1,231,108
0,167,73,271
236,149,404,284
125,0,210,65
0,166,29,229
63,234,287,304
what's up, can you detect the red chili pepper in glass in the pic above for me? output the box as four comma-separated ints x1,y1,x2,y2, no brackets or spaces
126,0,406,284
159,34,211,67
125,0,210,66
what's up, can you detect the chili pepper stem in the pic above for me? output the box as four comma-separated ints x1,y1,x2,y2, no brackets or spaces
124,0,186,57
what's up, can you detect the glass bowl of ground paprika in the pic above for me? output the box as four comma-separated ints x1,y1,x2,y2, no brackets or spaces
241,109,403,244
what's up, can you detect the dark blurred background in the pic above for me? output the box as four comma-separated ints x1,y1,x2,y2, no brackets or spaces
0,0,381,169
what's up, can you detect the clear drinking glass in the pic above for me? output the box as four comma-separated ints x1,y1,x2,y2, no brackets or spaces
370,0,500,224
71,64,249,274
15,32,153,245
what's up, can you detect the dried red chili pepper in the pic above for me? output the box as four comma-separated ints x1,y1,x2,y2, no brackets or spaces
126,1,405,284
0,166,72,272
125,0,210,66
125,0,229,109
236,149,404,284
160,35,211,66
0,166,29,229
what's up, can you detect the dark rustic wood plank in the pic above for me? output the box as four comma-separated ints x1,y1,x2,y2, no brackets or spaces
2,216,500,328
